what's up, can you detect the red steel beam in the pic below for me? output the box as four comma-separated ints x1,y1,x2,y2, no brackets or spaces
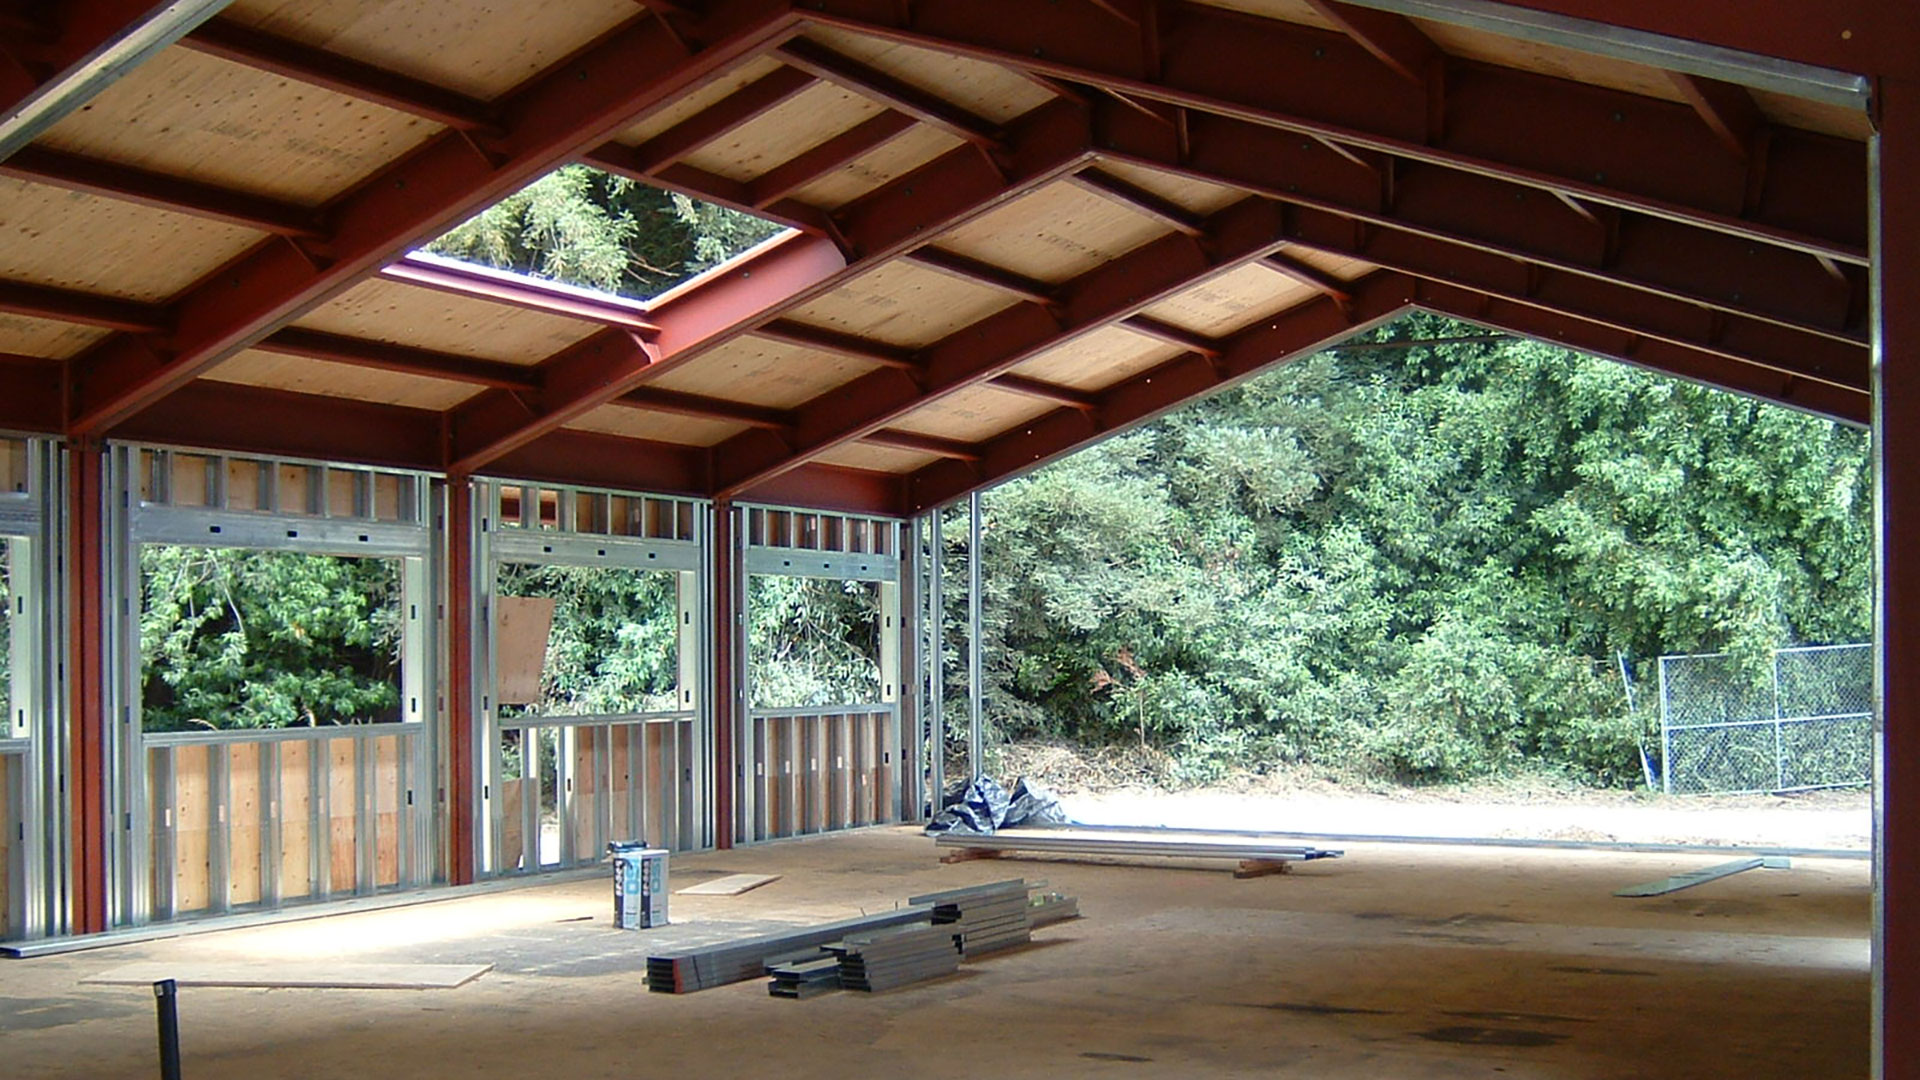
488,428,709,498
113,381,445,470
379,255,661,334
747,111,915,207
67,0,802,436
608,65,815,175
0,355,60,433
1264,251,1355,303
738,462,908,517
1123,314,1222,358
581,142,833,236
714,194,1300,497
757,319,920,369
860,427,982,461
1304,0,1441,85
796,0,1868,260
1667,72,1763,160
255,327,542,391
67,438,108,935
617,385,793,430
711,497,738,849
0,146,328,237
902,248,1059,306
1068,168,1204,236
0,278,169,334
992,372,1100,410
773,37,1004,150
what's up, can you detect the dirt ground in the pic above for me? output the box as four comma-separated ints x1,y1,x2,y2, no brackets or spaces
994,743,1873,850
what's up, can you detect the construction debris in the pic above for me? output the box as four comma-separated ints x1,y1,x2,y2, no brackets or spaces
828,922,963,992
647,906,934,993
1614,856,1790,897
935,824,1343,873
678,873,781,896
912,879,1034,956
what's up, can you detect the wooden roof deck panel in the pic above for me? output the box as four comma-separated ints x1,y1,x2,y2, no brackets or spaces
785,124,965,207
649,334,883,410
292,278,606,365
781,258,1018,348
0,179,263,303
203,349,485,411
612,55,790,147
1086,161,1248,217
218,0,640,102
35,46,437,208
1004,324,1186,392
1136,262,1325,337
564,404,748,447
0,315,110,361
886,383,1059,443
811,441,942,474
795,25,1056,125
932,180,1177,286
680,82,890,183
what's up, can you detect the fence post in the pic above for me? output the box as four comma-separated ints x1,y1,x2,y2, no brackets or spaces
1658,656,1672,795
1772,650,1786,792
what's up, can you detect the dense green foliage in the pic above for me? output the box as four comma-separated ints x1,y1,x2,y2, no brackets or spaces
496,564,680,717
958,316,1871,785
749,576,882,708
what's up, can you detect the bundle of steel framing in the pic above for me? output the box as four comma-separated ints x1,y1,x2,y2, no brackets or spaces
934,825,1344,866
646,905,934,993
911,879,1034,956
827,921,963,992
766,956,843,999
1029,891,1079,927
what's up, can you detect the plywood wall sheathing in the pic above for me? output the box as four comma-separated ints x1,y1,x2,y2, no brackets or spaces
784,260,1015,347
813,442,939,474
204,350,484,411
684,83,887,182
280,741,313,900
39,48,435,207
174,745,212,914
1137,262,1320,337
375,736,401,888
295,278,602,363
0,179,263,302
890,383,1054,442
935,180,1173,285
0,313,108,360
1188,0,1339,31
1007,324,1184,391
1087,161,1246,217
566,405,746,447
789,124,963,209
654,334,878,408
328,738,356,893
228,743,263,907
223,0,639,101
614,55,787,147
800,26,1053,124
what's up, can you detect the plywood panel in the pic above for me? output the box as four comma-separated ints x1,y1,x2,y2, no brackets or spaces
295,278,601,363
1413,18,1686,104
890,383,1054,442
0,179,261,302
790,124,963,208
328,738,356,893
936,180,1171,284
1285,248,1377,282
224,0,637,101
496,596,556,706
801,26,1052,123
816,442,938,473
174,746,212,914
615,55,787,146
684,82,887,182
1190,0,1338,30
0,313,105,360
228,743,263,907
39,47,435,207
498,775,524,873
1751,89,1874,141
1093,160,1246,216
654,334,877,407
1136,262,1319,336
279,741,313,901
565,405,745,446
203,350,482,410
375,736,400,888
1007,324,1182,391
785,260,1014,347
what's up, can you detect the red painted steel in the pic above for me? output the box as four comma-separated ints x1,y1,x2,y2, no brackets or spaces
711,500,737,849
379,256,661,333
113,382,446,471
486,429,709,498
445,475,477,885
0,279,168,334
256,328,542,392
774,37,1003,149
0,358,60,433
747,111,916,207
0,146,328,237
741,462,908,517
67,0,800,436
1304,0,1441,84
67,440,107,935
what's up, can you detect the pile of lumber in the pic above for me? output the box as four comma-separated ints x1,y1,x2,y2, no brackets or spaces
913,879,1033,956
827,922,963,992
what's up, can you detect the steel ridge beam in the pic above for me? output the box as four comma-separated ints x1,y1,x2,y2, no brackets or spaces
113,381,445,471
254,327,541,392
1412,280,1869,425
0,145,328,237
794,0,1868,261
904,270,1416,511
0,277,169,334
66,0,802,436
448,96,1095,476
715,193,1302,498
860,427,982,461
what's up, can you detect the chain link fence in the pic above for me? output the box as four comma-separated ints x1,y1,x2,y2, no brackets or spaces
1657,644,1872,795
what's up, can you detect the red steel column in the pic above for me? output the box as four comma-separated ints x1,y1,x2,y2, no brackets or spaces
1876,76,1920,1080
66,439,107,934
712,499,739,849
445,474,477,884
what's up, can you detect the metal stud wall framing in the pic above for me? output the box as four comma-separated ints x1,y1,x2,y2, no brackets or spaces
0,437,63,941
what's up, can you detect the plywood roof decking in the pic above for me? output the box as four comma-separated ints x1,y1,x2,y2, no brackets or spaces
934,181,1177,285
615,56,789,148
1005,325,1186,392
1284,248,1376,282
0,313,109,360
682,82,889,183
565,405,747,447
890,383,1059,443
1137,263,1325,337
783,259,1017,348
1090,161,1248,218
798,25,1054,124
294,278,605,364
38,47,435,208
652,335,881,409
811,441,940,474
204,350,483,411
221,0,639,101
0,179,263,303
787,124,963,208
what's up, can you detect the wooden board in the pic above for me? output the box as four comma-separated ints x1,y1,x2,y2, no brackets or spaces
565,405,746,447
684,82,887,183
223,0,636,101
0,179,261,302
1412,18,1687,104
328,738,357,893
86,962,492,989
1189,0,1339,31
800,26,1053,124
174,746,212,915
1750,88,1874,141
495,596,556,706
1005,324,1182,392
790,124,963,209
1285,248,1377,282
813,442,938,474
39,46,435,207
228,743,263,907
890,383,1055,442
375,736,400,888
935,180,1172,285
203,350,483,411
1090,161,1246,216
279,741,313,901
677,873,780,896
615,55,786,147
1136,262,1319,336
785,259,1015,347
653,333,878,408
296,278,602,364
0,312,108,360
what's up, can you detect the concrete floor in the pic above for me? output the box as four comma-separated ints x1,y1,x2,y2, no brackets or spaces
1,829,1872,1079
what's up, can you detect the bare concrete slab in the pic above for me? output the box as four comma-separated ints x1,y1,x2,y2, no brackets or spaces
676,873,780,896
82,962,491,990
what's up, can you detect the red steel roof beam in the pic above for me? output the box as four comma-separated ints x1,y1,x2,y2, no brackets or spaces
600,65,815,175
115,381,446,471
1122,314,1223,357
254,327,542,392
901,248,1059,306
0,278,168,334
616,385,795,430
0,146,328,237
774,37,1005,151
1068,168,1205,236
860,428,983,461
67,0,803,436
1304,0,1442,85
747,111,916,207
990,372,1101,410
757,319,921,370
379,256,661,334
488,428,710,499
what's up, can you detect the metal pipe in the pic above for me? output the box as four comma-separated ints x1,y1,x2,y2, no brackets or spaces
967,493,983,778
927,510,944,811
153,979,182,1080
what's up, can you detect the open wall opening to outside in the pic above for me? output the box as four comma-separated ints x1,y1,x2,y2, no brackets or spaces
0,437,56,941
943,313,1873,854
